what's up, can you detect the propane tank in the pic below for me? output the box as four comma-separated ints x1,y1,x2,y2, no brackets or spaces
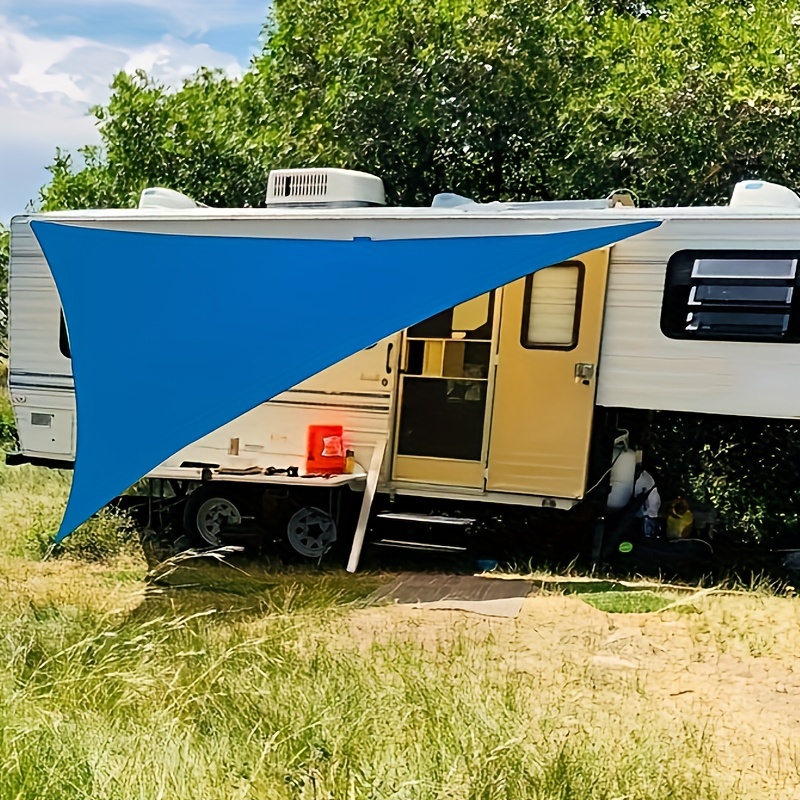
606,432,636,510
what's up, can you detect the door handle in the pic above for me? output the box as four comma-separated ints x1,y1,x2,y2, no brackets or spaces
574,363,595,385
385,342,394,374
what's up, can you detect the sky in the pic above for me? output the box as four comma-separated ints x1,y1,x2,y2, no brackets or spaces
0,0,269,224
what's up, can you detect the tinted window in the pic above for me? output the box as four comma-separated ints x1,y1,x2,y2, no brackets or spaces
661,250,800,343
59,312,71,358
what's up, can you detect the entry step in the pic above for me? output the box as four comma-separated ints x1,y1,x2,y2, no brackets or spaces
376,512,476,526
372,538,468,552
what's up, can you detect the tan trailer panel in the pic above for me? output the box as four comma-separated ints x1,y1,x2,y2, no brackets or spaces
487,248,610,498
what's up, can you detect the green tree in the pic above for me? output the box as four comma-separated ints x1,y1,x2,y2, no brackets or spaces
40,0,800,211
0,225,8,357
33,0,800,547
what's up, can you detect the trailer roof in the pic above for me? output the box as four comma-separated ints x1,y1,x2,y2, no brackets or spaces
15,203,800,225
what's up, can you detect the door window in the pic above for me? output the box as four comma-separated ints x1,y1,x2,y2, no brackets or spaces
396,294,494,463
408,294,494,340
521,264,583,349
395,376,487,460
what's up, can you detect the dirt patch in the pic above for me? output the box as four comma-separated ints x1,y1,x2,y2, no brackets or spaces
345,591,800,799
370,572,536,616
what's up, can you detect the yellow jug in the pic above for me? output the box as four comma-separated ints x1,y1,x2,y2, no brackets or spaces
666,498,694,540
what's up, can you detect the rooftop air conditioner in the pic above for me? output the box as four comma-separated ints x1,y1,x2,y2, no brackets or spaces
266,168,385,208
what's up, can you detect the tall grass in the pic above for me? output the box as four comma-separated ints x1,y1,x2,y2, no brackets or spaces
1,366,139,562
0,363,742,799
0,452,137,562
0,600,730,800
0,360,16,450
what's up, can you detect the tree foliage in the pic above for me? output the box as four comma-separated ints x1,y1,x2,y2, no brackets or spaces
28,0,800,545
40,0,800,211
646,412,800,549
0,225,8,356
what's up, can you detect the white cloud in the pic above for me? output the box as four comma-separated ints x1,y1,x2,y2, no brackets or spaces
0,0,269,39
123,37,243,83
1,26,92,101
100,0,269,37
1,16,244,103
0,13,246,222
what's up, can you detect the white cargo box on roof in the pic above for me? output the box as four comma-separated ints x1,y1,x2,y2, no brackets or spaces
266,167,386,208
138,187,206,210
729,179,800,209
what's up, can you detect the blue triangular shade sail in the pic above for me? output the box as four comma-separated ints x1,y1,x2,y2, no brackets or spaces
31,219,660,540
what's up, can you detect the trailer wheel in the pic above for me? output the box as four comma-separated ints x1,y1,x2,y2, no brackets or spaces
183,485,245,547
286,506,337,559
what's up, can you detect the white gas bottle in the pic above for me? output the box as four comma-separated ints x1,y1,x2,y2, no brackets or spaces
606,433,636,510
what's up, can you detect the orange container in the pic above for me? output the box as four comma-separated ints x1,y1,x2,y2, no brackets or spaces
306,424,346,475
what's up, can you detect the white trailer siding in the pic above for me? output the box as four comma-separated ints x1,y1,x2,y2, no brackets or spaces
8,214,399,474
8,217,71,380
597,217,800,419
12,202,800,503
156,338,398,481
161,387,393,473
8,217,76,459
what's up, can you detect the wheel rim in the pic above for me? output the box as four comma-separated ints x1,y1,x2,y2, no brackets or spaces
195,497,242,546
286,507,337,558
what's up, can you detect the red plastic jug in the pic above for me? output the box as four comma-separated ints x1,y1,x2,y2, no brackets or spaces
306,425,346,475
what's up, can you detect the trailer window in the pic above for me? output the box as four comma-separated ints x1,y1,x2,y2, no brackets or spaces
408,293,495,340
661,251,800,342
59,312,71,358
521,263,583,349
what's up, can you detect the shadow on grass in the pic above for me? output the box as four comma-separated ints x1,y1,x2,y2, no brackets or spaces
128,545,693,624
126,546,386,625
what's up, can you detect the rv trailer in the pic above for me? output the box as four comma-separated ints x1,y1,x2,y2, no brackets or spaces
7,170,800,567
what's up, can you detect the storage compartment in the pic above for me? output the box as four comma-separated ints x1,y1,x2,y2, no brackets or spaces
19,407,74,455
306,424,346,475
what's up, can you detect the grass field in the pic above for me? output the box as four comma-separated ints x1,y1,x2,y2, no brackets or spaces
2,373,800,798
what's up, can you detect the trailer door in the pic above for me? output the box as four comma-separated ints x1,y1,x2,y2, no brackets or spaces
392,292,497,488
487,248,610,498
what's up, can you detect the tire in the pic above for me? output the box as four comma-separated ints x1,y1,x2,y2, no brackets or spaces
182,484,248,547
285,506,338,559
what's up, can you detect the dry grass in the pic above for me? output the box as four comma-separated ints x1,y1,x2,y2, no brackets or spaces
346,588,800,798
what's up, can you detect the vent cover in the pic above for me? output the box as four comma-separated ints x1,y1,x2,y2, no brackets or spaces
730,180,800,209
138,187,206,209
266,168,385,208
270,171,328,200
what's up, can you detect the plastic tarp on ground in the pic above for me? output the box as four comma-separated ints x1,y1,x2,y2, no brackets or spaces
30,219,660,540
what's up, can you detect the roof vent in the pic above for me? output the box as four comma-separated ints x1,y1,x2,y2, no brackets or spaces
266,168,385,208
730,180,800,209
138,187,206,210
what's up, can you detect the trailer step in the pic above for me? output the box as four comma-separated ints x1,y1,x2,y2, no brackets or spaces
372,538,468,552
376,512,476,526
